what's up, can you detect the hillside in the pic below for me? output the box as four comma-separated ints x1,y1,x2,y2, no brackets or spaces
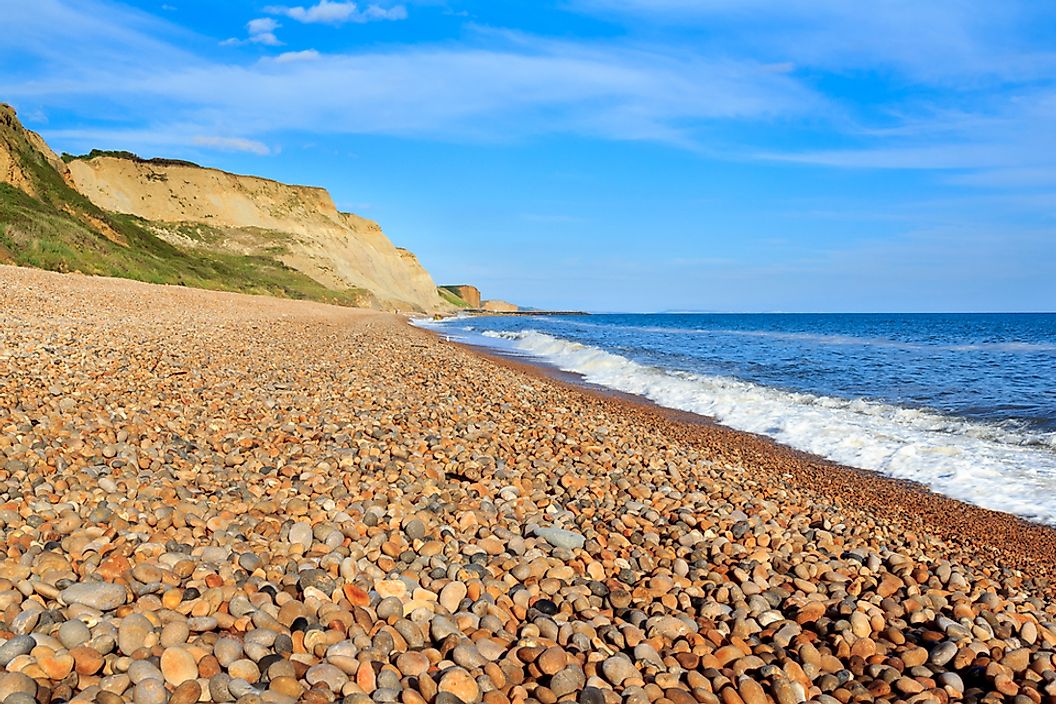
0,104,451,311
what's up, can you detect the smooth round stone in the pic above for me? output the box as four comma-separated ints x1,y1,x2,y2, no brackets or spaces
269,677,304,699
162,621,191,647
452,643,486,669
579,687,605,704
120,614,156,655
61,583,128,611
937,672,964,693
438,668,480,704
474,639,505,662
646,616,694,640
226,678,259,699
238,553,262,571
430,616,461,642
538,647,566,675
214,638,243,667
0,672,37,701
129,661,166,684
439,582,467,613
306,664,348,691
298,569,335,593
99,673,133,696
161,647,200,686
171,680,203,704
404,519,426,541
395,652,430,677
209,674,233,703
930,641,957,667
0,637,36,666
288,522,313,547
188,617,218,632
601,655,638,685
38,651,75,679
134,678,169,704
550,665,586,697
4,693,36,704
533,528,585,550
377,597,403,620
229,660,261,683
58,620,92,649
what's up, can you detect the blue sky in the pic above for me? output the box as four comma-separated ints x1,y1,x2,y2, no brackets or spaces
2,0,1055,311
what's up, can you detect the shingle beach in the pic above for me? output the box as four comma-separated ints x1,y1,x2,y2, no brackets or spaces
1,266,1055,704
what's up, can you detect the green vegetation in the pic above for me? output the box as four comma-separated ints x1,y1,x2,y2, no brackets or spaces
2,132,373,308
61,149,201,168
438,286,471,308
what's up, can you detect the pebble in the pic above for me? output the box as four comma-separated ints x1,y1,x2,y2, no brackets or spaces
120,613,156,655
438,668,480,704
134,678,169,704
60,583,127,611
439,581,468,613
533,527,586,550
0,673,36,701
161,647,200,686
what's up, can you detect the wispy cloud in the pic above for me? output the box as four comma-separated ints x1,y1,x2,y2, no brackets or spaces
1,5,821,151
572,0,1056,85
264,1,407,25
192,135,272,155
273,49,321,63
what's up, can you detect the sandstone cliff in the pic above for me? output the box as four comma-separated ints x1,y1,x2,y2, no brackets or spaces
1,102,454,311
440,284,481,309
66,155,445,311
482,299,519,312
0,105,70,198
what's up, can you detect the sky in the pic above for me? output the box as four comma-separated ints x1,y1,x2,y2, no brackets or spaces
2,0,1055,312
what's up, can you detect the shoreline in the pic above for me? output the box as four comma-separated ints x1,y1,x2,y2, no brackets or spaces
4,265,1056,704
414,323,1056,587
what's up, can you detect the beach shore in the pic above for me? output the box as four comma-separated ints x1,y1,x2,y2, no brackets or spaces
1,265,1055,704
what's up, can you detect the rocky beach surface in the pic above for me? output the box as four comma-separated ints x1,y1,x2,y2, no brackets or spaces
1,265,1055,704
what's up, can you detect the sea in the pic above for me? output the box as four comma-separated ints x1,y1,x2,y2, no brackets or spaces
417,312,1056,525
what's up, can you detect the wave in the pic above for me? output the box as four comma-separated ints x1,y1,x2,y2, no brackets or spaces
480,329,1056,525
541,319,1056,353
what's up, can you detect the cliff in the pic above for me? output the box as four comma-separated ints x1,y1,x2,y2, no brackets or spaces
440,284,481,309
0,103,451,311
482,299,519,312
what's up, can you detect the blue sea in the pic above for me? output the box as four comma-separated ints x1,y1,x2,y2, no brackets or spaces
418,313,1056,525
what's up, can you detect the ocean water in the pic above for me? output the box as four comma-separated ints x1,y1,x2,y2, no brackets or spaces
417,313,1056,525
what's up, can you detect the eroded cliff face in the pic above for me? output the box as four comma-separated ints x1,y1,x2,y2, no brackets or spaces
66,156,446,311
441,284,481,309
0,104,71,198
482,299,519,312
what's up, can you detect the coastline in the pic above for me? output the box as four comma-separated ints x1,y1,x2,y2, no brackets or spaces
416,325,1056,587
3,265,1056,704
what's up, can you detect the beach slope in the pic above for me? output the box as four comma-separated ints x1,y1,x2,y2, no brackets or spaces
1,265,1055,704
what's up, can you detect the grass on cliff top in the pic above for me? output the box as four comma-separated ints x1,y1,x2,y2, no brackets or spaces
61,149,201,169
0,177,373,307
438,286,472,308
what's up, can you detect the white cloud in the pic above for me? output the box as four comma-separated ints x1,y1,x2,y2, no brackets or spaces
222,17,284,46
192,135,272,155
247,17,280,35
273,49,321,63
265,1,408,25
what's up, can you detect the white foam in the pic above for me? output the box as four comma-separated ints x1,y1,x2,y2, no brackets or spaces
480,329,1056,525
